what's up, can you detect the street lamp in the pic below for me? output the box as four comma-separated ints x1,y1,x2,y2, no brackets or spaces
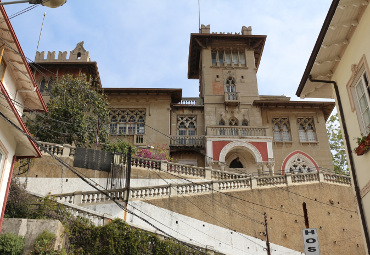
0,0,66,8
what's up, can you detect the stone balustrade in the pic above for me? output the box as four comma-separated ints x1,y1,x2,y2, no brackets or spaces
35,141,352,189
37,141,76,157
211,169,248,180
166,162,206,177
170,136,204,147
178,97,204,105
29,191,113,226
131,156,161,170
206,126,268,137
52,171,351,205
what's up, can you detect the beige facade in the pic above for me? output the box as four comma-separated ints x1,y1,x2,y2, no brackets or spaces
297,0,370,253
32,26,335,178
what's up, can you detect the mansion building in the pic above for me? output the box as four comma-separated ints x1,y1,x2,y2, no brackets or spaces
31,25,335,176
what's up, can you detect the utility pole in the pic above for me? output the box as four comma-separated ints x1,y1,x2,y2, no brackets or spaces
264,213,271,255
123,146,132,221
303,202,309,228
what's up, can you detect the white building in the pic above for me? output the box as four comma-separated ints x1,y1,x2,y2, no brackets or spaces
0,6,46,231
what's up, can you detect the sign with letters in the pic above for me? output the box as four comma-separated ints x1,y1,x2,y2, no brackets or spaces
302,228,320,255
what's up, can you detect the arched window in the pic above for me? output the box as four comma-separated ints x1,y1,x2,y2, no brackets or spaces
282,152,318,174
40,77,46,92
229,117,238,126
118,116,126,134
109,109,146,135
225,77,237,101
137,116,145,134
272,117,291,142
109,115,118,134
47,77,53,92
229,117,239,136
177,116,197,136
226,77,236,92
297,117,316,142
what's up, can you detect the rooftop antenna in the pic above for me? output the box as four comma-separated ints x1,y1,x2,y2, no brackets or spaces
36,12,46,52
198,0,201,32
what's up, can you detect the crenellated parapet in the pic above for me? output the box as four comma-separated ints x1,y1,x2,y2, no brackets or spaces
200,24,253,35
35,41,90,62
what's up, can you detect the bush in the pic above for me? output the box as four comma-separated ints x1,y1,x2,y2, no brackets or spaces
0,233,25,255
30,230,65,255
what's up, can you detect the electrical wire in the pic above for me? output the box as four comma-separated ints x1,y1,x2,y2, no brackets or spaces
0,109,209,255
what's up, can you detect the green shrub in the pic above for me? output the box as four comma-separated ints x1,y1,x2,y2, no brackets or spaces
30,230,65,255
0,233,25,255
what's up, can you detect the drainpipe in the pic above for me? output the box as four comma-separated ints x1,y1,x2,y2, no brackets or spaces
308,75,370,253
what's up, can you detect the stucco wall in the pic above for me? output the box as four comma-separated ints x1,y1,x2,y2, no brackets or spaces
147,183,364,255
261,107,334,173
330,5,370,247
85,201,301,255
1,218,64,254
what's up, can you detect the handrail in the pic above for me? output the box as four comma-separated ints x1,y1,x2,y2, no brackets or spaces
52,172,351,204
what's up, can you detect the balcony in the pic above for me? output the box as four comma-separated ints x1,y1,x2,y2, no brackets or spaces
207,126,268,137
224,92,239,105
170,136,204,147
177,97,204,105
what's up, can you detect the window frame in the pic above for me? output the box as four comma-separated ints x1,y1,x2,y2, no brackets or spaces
0,46,7,82
351,66,370,135
109,109,146,135
297,117,317,142
0,141,8,193
272,117,291,142
177,115,197,136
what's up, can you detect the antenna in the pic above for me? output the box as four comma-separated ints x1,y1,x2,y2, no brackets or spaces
36,12,46,52
198,0,201,32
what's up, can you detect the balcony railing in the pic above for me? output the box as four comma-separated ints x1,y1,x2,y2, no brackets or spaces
170,136,204,147
178,97,204,105
224,92,239,105
207,126,268,137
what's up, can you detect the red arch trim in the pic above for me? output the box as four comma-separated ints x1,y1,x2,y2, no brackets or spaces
281,151,319,175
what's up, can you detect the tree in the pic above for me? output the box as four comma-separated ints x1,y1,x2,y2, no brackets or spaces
27,74,109,147
326,113,349,174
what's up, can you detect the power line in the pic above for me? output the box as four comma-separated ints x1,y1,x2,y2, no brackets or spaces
0,109,209,255
145,168,267,251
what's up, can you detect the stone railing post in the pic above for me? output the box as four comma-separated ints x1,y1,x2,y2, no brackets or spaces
169,184,178,198
251,177,257,189
103,214,111,225
319,172,325,183
161,160,168,172
205,168,212,179
73,191,82,205
286,174,292,186
62,144,70,157
212,181,219,192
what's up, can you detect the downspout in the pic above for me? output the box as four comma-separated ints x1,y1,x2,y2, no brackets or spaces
308,75,370,253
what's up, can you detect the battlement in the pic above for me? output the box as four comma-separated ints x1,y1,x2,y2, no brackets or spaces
200,24,252,35
35,41,90,62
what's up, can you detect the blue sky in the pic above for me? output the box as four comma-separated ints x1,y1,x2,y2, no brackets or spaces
4,0,332,99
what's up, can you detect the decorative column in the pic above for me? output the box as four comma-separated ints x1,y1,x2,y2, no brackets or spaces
267,159,275,176
257,162,263,176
